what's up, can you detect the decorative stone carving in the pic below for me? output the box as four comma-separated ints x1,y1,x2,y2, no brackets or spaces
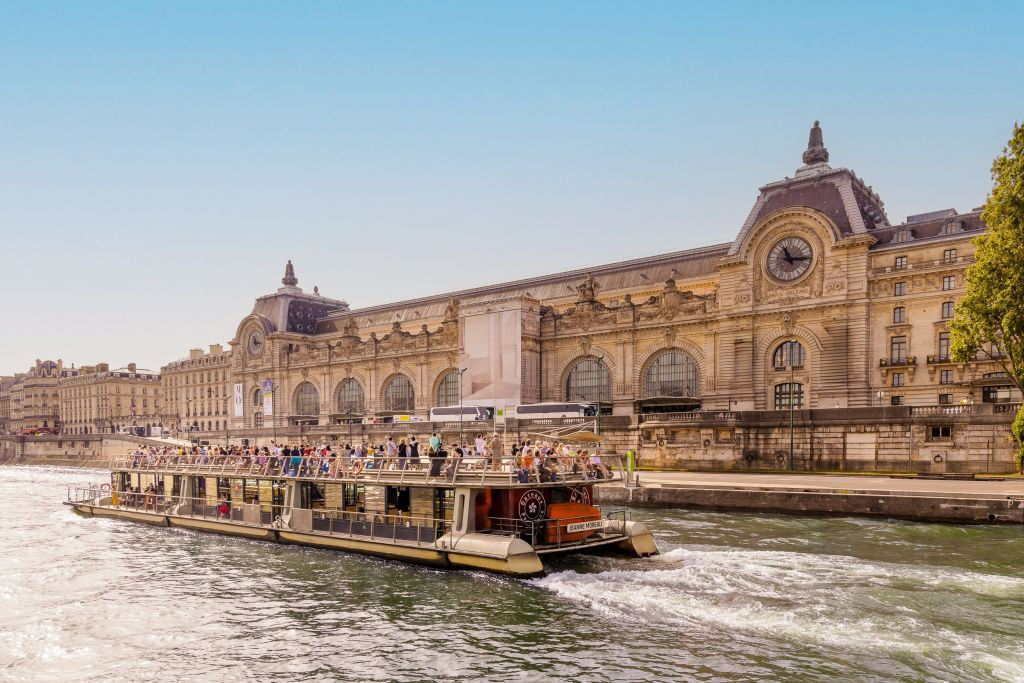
824,261,847,293
570,273,599,303
444,299,460,322
734,273,752,305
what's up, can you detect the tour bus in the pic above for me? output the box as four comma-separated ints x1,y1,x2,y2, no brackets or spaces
514,402,599,419
428,405,494,422
361,414,425,425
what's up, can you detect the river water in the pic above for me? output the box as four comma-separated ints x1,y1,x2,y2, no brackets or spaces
2,466,1023,682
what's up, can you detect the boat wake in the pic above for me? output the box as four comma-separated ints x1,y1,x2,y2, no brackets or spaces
532,545,1024,680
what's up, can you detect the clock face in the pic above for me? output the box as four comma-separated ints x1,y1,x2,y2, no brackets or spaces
767,236,813,283
247,331,265,357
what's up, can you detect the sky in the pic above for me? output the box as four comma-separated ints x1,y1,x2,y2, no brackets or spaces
1,1,1023,374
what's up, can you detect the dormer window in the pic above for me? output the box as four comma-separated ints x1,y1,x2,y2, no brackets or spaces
941,220,961,235
892,228,911,243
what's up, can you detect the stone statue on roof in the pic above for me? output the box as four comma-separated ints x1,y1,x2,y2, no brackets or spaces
571,273,599,303
282,260,298,286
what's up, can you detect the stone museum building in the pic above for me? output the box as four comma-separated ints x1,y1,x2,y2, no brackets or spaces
205,123,1020,472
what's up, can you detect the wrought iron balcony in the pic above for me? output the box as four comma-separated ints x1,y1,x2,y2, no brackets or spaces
879,357,916,368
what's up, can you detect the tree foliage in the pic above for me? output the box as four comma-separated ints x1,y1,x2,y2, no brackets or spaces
950,122,1024,467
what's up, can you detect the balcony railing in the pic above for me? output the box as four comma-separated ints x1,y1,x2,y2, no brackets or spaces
880,357,916,368
871,254,975,276
926,354,952,364
910,404,972,416
639,411,737,424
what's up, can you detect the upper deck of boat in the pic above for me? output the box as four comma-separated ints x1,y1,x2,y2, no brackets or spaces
110,453,626,489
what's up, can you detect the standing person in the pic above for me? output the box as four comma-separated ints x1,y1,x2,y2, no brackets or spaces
488,432,504,471
409,435,420,467
398,438,408,470
385,435,397,470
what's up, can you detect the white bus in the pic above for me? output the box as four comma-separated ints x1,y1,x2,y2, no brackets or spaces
514,402,599,419
429,406,493,422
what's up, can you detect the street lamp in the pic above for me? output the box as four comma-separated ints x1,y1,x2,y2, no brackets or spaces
788,339,798,471
458,367,468,449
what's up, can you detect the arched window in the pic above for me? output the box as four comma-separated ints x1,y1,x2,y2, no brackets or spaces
436,371,460,406
892,228,911,243
294,382,319,416
382,375,415,412
643,350,699,398
774,383,804,409
565,357,610,403
773,341,805,369
336,378,365,415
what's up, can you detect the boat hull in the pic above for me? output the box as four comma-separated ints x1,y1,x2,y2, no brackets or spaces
67,502,546,576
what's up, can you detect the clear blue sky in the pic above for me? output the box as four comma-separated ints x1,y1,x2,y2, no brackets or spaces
1,1,1022,373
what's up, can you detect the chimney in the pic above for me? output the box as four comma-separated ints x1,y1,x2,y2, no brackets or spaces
209,344,223,355
189,348,203,360
128,363,137,373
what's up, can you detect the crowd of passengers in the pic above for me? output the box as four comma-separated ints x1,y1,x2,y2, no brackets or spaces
124,432,613,482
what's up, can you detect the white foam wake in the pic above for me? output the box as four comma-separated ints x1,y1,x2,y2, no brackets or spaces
531,546,1024,677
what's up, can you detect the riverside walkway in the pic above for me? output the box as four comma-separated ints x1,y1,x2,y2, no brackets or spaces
636,471,1024,498
597,471,1024,524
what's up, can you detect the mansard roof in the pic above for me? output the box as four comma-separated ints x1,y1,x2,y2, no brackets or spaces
727,121,890,256
871,208,985,248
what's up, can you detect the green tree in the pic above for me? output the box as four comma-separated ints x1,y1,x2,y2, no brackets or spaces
950,122,1024,470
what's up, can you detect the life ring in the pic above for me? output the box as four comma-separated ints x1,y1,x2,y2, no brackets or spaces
933,454,944,463
100,483,111,491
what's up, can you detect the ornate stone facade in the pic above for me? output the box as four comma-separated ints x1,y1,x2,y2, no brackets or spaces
160,345,232,438
215,123,1018,436
58,362,162,435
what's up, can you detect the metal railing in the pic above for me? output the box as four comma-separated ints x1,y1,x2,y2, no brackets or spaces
66,487,453,546
65,487,630,549
107,453,626,487
870,254,975,275
487,508,628,550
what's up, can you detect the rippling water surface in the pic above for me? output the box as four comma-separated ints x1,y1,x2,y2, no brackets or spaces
3,466,1024,682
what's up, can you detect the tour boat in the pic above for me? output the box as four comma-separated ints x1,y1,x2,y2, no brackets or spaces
65,451,658,576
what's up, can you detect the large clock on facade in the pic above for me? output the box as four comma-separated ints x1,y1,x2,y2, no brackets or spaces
766,236,813,283
247,330,265,357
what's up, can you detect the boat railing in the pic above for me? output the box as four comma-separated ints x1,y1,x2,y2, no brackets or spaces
105,453,627,487
486,508,629,549
66,486,454,547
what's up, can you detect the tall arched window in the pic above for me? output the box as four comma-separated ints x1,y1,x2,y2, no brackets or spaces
643,350,699,398
773,341,805,369
294,382,319,416
565,357,610,403
382,375,415,412
436,371,460,407
336,378,365,415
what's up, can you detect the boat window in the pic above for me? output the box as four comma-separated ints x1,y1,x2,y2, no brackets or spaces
343,483,365,511
386,486,411,513
244,479,259,504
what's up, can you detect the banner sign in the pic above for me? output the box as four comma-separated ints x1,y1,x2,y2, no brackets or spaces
261,380,274,416
233,383,244,417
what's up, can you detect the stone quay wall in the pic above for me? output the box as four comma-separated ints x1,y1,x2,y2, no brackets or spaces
595,484,1024,525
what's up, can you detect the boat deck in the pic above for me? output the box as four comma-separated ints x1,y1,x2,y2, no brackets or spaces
108,453,626,488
